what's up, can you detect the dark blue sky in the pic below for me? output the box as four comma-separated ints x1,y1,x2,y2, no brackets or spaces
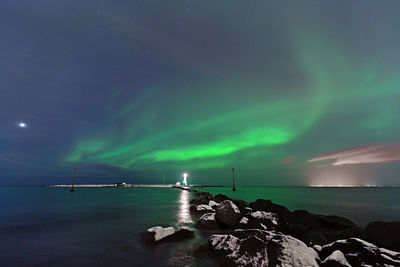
1,1,400,186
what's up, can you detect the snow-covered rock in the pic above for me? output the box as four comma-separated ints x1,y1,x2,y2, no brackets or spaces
196,204,213,212
147,226,175,241
313,245,322,252
143,226,194,244
190,204,214,215
208,229,319,267
318,237,400,267
244,211,279,231
239,217,249,224
215,200,242,227
321,250,351,267
208,200,219,209
236,217,249,228
196,213,220,230
244,207,252,215
250,211,278,225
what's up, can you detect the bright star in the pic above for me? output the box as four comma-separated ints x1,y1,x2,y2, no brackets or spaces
18,122,27,128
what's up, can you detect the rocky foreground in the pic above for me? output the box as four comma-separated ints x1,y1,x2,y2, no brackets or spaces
144,188,400,267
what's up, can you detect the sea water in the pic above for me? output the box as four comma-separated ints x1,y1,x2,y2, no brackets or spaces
0,186,399,266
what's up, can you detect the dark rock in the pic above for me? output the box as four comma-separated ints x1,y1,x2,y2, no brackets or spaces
282,210,320,241
241,199,362,246
245,220,270,230
172,228,195,241
208,229,320,266
292,210,320,231
232,199,249,217
196,213,220,230
142,226,194,245
189,204,214,215
316,215,359,231
215,200,242,227
249,199,293,222
190,192,213,205
364,221,400,251
318,238,400,267
247,211,278,230
213,193,231,203
298,215,362,246
244,207,252,215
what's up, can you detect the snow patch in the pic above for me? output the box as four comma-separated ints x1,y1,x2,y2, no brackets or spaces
239,217,249,224
323,250,351,267
313,245,322,252
250,211,278,225
147,226,175,241
208,200,219,208
228,201,241,214
200,212,216,221
196,204,213,212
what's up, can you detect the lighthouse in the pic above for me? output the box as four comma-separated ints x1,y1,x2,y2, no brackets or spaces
183,173,188,186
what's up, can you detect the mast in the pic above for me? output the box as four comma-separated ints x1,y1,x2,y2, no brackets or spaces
232,167,236,191
70,168,76,192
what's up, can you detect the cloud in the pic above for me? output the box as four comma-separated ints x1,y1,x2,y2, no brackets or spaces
307,144,400,166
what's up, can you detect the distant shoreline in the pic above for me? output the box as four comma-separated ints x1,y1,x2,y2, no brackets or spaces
46,184,228,188
45,184,399,188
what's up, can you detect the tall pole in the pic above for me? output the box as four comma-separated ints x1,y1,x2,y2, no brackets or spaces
232,167,236,191
70,168,76,192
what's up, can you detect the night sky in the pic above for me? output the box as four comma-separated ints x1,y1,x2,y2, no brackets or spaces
1,1,400,186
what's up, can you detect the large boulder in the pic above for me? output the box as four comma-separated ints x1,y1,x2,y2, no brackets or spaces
292,210,320,231
208,229,320,267
196,213,220,230
316,215,359,231
143,226,194,245
299,215,362,246
318,238,400,266
364,221,400,251
215,200,242,227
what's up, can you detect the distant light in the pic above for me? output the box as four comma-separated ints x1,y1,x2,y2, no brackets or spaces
183,172,188,186
18,122,27,128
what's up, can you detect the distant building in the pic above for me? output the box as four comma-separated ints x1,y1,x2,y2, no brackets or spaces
176,182,181,186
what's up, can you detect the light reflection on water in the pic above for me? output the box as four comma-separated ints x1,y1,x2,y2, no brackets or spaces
177,190,193,225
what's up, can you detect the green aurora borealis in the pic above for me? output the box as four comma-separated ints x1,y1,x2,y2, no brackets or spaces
2,1,400,185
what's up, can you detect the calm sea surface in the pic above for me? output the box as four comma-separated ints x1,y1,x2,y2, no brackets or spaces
1,186,399,266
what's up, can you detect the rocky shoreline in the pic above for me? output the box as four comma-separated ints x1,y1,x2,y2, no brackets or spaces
144,188,400,266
